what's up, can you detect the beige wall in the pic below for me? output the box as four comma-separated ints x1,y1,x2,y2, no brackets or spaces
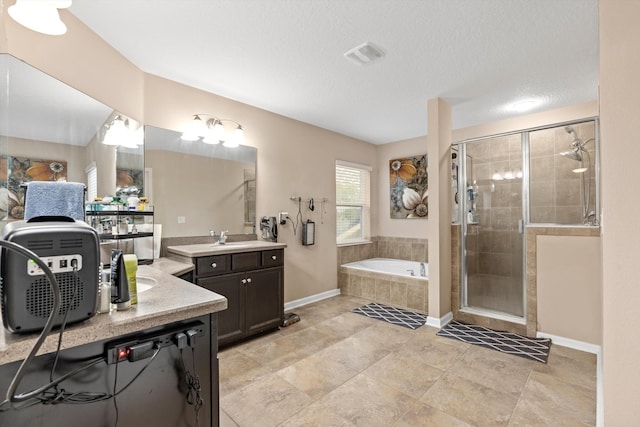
600,1,640,423
536,235,601,344
142,74,378,303
376,136,428,239
145,150,252,237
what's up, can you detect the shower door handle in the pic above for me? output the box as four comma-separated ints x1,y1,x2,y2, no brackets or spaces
518,219,524,234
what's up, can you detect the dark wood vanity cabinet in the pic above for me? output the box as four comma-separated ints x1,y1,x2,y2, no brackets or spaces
194,249,284,346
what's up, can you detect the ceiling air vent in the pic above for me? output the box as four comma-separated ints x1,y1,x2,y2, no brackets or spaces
344,42,386,66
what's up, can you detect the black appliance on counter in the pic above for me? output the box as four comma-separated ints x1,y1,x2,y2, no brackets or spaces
0,220,100,333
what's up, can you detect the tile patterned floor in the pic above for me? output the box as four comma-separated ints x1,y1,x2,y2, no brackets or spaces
219,295,597,426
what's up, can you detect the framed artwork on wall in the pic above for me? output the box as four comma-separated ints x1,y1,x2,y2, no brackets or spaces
390,154,427,219
2,156,68,221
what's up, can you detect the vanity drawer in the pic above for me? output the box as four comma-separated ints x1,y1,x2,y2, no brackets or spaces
232,251,261,272
262,249,284,267
196,254,230,276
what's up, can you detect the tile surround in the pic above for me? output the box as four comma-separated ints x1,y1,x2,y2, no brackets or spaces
337,236,429,314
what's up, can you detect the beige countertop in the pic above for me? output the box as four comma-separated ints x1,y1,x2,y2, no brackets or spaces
0,264,227,365
150,257,195,276
167,240,287,258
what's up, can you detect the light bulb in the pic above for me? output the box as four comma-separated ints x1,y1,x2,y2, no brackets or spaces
8,0,68,36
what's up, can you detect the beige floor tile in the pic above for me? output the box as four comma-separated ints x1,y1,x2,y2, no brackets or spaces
396,335,469,371
237,325,340,370
534,346,597,390
220,373,313,427
445,345,535,395
277,349,362,400
279,401,356,427
219,350,272,396
313,311,377,339
394,402,473,427
217,295,597,427
362,352,444,398
219,409,239,427
319,374,415,427
420,371,520,426
510,370,596,426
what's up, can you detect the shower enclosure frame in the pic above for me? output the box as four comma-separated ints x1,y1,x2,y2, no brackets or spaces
455,117,600,322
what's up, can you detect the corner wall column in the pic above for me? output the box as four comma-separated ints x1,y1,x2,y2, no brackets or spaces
426,98,452,327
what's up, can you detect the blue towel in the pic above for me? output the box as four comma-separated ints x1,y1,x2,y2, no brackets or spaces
24,181,85,221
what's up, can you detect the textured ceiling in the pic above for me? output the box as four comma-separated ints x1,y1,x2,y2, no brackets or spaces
69,0,599,144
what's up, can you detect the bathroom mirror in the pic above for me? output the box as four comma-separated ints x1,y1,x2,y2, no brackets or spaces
0,54,144,224
144,126,256,237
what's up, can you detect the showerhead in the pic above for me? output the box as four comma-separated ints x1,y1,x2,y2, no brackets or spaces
560,148,583,161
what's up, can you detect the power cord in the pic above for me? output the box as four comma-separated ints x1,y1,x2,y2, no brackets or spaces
178,331,203,427
0,239,61,406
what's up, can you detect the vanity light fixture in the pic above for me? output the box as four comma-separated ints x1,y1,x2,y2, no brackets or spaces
102,115,142,148
8,0,72,36
181,114,245,147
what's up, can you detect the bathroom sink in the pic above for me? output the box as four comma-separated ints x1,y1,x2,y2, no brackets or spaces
136,276,157,293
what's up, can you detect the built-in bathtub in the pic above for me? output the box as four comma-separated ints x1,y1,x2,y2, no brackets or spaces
339,258,428,314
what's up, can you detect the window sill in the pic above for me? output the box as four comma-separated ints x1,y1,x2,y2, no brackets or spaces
337,240,372,248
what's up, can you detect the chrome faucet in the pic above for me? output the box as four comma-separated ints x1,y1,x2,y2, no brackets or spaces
420,262,426,277
407,269,415,276
209,229,216,237
218,230,228,245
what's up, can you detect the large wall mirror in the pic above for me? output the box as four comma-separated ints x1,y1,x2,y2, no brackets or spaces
0,54,256,240
0,54,144,226
144,126,256,238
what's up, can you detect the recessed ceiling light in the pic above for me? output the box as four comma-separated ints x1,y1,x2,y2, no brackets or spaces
510,99,540,112
344,42,386,66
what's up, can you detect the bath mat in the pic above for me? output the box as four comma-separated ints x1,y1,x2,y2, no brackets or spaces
437,321,551,363
352,303,427,330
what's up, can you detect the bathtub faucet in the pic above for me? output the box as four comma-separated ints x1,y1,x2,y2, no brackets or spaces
420,262,426,277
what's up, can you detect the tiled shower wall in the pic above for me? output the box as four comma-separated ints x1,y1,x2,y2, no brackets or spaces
337,236,428,266
529,121,597,224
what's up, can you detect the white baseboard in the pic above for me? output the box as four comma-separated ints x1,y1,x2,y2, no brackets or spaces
535,332,601,355
536,332,603,427
426,311,453,329
284,289,341,311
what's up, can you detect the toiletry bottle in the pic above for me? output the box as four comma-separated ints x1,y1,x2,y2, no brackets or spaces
123,254,138,305
118,218,128,235
111,249,131,310
467,210,474,223
97,263,112,314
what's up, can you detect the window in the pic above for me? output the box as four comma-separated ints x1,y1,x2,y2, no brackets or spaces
336,160,371,245
85,162,97,202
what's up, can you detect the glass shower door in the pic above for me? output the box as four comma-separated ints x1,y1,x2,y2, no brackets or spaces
462,133,525,318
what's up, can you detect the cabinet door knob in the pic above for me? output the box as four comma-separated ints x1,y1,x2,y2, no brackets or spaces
211,263,217,268
241,279,247,284
271,255,277,260
246,277,252,283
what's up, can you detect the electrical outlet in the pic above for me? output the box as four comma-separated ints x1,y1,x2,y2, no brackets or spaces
178,216,186,224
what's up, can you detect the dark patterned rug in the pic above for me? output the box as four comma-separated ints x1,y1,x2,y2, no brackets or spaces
437,320,552,363
352,302,427,330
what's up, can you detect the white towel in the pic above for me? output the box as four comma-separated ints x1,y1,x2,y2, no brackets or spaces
24,181,85,221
